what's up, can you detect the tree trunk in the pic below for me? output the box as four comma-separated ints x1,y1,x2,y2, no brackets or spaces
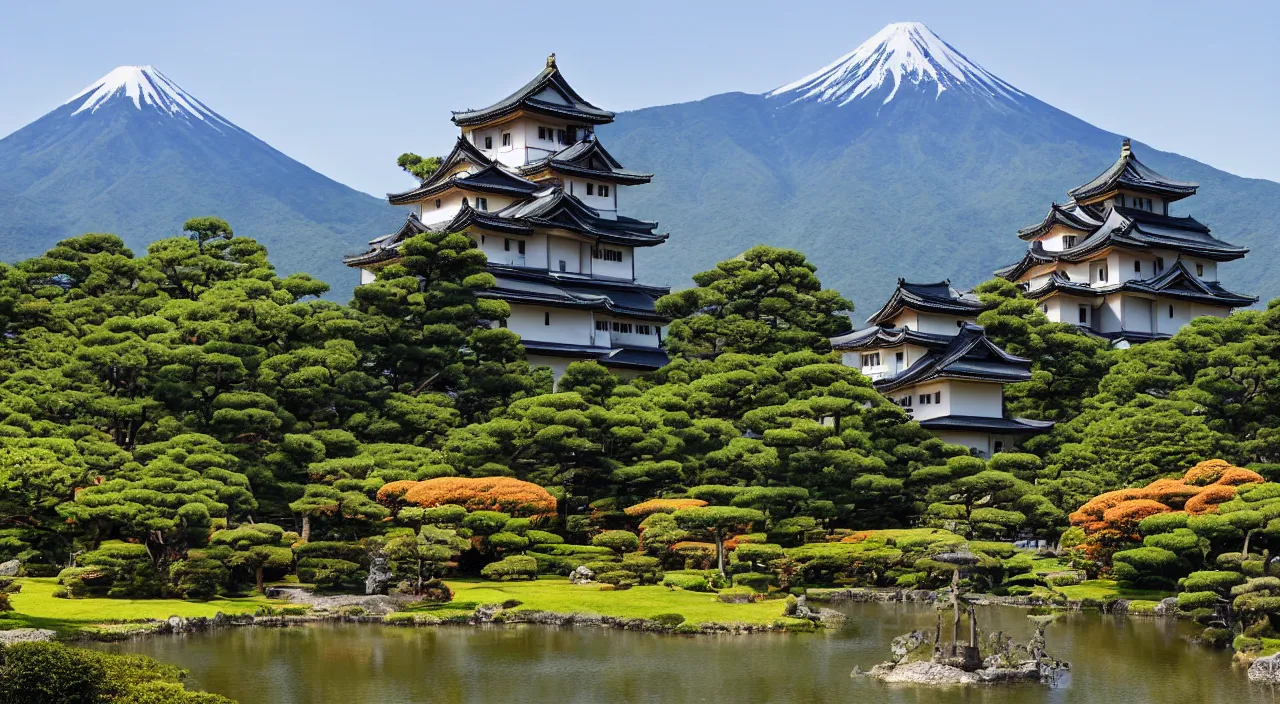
256,565,265,594
300,515,311,544
417,556,425,595
715,532,725,578
1243,530,1253,557
968,604,978,649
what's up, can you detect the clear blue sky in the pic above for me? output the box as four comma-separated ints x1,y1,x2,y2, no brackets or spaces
2,0,1276,197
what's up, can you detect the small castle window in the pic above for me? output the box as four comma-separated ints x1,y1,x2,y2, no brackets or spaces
600,185,611,197
501,133,511,147
544,313,550,326
484,136,492,149
1196,263,1205,277
1134,260,1141,274
586,183,595,196
1062,235,1077,248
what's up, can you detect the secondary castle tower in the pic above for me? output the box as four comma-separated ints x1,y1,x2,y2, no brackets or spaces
995,140,1256,347
346,55,670,379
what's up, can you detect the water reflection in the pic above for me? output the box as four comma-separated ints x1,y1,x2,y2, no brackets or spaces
99,602,1277,703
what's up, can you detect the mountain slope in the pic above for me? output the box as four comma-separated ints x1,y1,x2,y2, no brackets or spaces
602,23,1280,319
0,66,398,295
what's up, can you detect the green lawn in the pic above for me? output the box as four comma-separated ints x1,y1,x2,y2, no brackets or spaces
1,578,282,636
447,577,804,627
1053,579,1173,602
2,576,806,637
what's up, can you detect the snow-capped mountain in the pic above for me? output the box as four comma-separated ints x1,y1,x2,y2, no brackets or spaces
769,22,1023,106
64,65,235,127
601,22,1280,317
0,66,397,296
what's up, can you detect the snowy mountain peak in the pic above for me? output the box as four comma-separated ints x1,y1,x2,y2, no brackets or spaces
768,22,1024,106
63,65,233,127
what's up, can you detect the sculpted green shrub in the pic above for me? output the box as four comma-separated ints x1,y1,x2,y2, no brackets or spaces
662,571,710,592
595,570,638,589
487,531,530,552
592,530,640,556
169,554,230,599
297,558,363,590
620,554,662,584
525,530,563,545
1177,591,1219,610
480,555,537,581
1111,546,1183,589
1181,570,1245,593
1138,512,1190,535
732,571,777,592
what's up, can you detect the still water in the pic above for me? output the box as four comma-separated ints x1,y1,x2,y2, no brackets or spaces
100,602,1278,703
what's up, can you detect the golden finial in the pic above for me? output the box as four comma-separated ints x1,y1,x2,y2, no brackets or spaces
1121,138,1132,156
547,53,557,69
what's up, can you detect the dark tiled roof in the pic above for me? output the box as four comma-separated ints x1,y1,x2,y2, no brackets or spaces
489,188,667,246
387,137,492,203
344,214,435,266
451,56,614,127
875,324,1032,393
996,206,1248,280
1023,261,1257,307
865,279,985,325
918,415,1055,434
481,267,670,321
1017,201,1103,241
389,162,543,205
521,340,669,371
1068,141,1198,202
519,138,653,185
829,326,955,351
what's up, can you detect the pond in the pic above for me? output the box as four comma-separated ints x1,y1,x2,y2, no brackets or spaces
99,602,1276,703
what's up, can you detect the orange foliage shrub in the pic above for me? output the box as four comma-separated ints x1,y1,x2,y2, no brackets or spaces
1183,459,1240,486
1101,499,1170,534
840,532,872,544
1071,458,1267,535
623,498,708,517
1069,489,1147,533
1141,479,1202,509
376,480,419,505
1184,484,1238,515
377,477,556,517
1216,467,1265,487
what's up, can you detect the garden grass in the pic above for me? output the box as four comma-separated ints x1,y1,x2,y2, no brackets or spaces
445,577,802,626
1,578,283,636
1053,579,1172,602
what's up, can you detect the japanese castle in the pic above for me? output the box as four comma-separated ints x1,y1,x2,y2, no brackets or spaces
345,54,670,379
996,140,1256,347
831,280,1052,457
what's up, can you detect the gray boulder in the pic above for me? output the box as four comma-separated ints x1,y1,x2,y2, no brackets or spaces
365,555,393,595
1250,653,1280,683
0,560,20,577
568,565,594,584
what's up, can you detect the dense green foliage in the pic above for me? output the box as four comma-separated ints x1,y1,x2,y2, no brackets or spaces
0,641,232,703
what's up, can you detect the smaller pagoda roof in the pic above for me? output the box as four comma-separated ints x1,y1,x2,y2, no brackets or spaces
344,213,436,267
1023,261,1257,307
829,326,954,352
487,187,667,246
1017,201,1103,241
875,324,1032,393
996,206,1248,280
389,162,543,205
1068,140,1198,203
918,415,1055,434
519,138,653,185
521,340,669,371
482,266,670,321
451,54,615,127
866,279,985,325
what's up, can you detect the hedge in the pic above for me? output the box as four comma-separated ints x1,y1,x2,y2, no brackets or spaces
662,571,710,592
480,555,537,581
1181,570,1246,593
1176,591,1219,610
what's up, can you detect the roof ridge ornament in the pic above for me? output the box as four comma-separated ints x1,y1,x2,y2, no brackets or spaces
1121,138,1132,157
547,53,557,69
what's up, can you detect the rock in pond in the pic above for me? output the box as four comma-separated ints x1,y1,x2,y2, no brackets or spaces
1249,652,1280,683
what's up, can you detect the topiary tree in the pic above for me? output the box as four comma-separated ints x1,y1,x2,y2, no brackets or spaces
592,530,640,557
673,507,765,577
480,554,537,581
384,525,470,598
377,477,556,517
